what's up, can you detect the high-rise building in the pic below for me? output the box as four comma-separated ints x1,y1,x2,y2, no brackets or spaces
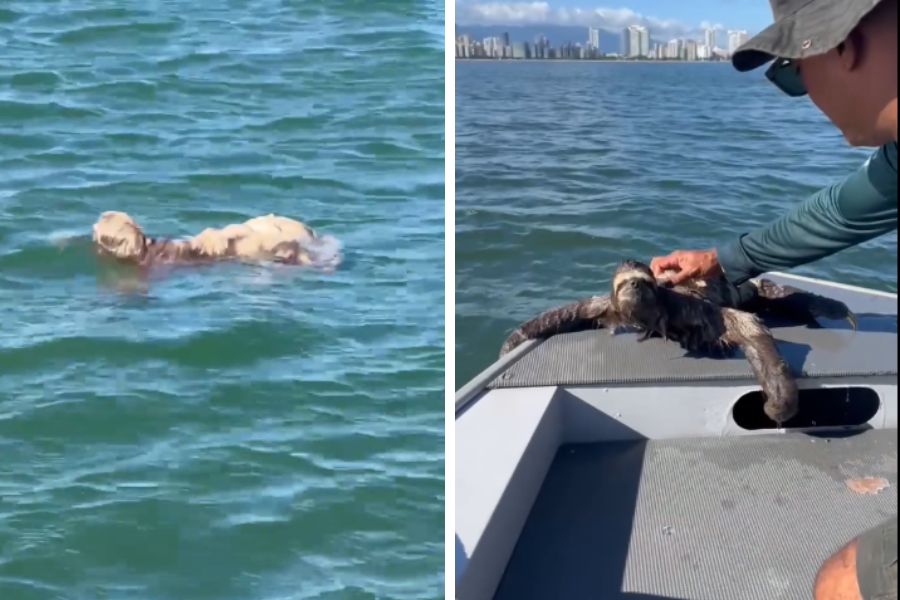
666,38,682,60
511,42,528,59
637,25,649,57
685,39,698,61
698,43,711,60
497,32,510,58
496,36,506,58
728,30,749,55
623,25,649,57
704,28,716,52
533,35,549,59
458,34,472,58
629,27,640,57
482,37,494,58
588,27,600,49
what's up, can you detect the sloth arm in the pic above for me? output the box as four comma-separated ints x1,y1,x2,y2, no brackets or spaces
721,308,798,426
499,295,612,356
659,292,799,425
742,279,857,329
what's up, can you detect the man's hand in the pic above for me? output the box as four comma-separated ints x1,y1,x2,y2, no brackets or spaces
650,249,722,285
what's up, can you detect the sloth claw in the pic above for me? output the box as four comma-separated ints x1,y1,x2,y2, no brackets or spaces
807,296,858,330
764,398,799,428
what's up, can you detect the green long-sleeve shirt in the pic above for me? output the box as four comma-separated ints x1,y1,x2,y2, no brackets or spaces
716,141,898,285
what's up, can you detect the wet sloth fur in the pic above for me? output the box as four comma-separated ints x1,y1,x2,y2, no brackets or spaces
500,260,857,427
92,211,322,266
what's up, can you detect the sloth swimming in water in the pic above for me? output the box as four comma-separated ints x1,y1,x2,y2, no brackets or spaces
91,211,339,268
499,260,857,426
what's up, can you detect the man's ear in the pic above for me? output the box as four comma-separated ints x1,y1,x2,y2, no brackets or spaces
837,31,863,71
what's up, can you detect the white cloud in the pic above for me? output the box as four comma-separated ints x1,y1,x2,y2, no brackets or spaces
456,2,719,38
699,20,725,31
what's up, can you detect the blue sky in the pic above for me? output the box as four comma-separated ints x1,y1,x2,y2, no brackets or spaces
568,0,771,31
456,1,774,37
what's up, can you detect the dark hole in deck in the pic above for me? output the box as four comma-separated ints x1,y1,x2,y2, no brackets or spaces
733,387,880,430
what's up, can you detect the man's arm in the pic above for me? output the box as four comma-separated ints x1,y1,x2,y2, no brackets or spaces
715,142,897,285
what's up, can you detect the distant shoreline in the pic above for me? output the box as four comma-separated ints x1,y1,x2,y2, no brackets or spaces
456,58,728,64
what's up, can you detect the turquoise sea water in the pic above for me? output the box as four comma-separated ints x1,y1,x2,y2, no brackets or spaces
0,2,444,599
456,61,897,387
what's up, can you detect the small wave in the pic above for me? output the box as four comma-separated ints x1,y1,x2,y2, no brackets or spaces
304,234,342,271
68,80,158,100
183,172,308,190
10,70,62,89
0,8,20,23
52,21,180,45
0,133,56,151
47,229,91,249
0,99,101,121
245,115,330,132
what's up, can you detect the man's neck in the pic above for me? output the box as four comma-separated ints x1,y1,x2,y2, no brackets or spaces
875,97,897,144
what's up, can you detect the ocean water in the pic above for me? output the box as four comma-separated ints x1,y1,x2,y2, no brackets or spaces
0,2,444,599
456,61,897,387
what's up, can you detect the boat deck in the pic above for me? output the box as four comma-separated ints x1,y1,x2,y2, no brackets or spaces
495,428,897,600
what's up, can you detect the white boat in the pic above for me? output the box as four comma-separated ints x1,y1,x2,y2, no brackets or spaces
455,272,897,600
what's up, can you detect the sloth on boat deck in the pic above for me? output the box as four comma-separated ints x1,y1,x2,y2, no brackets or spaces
499,260,858,427
92,211,327,267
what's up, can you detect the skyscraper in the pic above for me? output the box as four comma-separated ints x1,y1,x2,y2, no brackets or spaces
511,42,528,59
704,28,716,52
666,39,682,60
639,26,650,57
459,34,472,58
534,35,549,59
623,25,649,57
727,30,749,55
685,39,698,61
483,36,505,59
629,27,640,57
588,27,600,49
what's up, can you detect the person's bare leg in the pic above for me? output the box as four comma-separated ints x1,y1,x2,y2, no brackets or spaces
814,540,863,600
815,516,897,600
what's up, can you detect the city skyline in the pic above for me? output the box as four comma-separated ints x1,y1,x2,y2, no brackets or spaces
453,20,755,53
456,23,750,61
455,1,768,41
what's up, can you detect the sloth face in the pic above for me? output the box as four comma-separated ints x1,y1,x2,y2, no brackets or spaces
611,260,660,314
92,211,148,260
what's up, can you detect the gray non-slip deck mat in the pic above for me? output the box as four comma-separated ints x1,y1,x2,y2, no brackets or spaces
495,428,897,600
490,277,897,389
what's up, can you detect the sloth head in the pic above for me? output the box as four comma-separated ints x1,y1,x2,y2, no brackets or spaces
611,260,661,314
92,211,149,260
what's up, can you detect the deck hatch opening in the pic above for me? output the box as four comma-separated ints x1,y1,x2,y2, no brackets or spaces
733,387,880,430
